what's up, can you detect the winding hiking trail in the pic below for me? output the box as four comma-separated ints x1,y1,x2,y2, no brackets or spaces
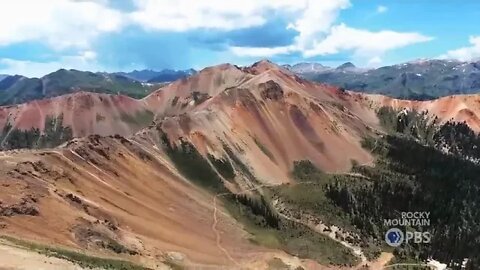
211,183,281,267
210,180,395,269
271,198,368,264
212,195,240,267
383,263,431,269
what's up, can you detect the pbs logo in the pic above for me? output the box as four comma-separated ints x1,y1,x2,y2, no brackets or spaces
385,228,431,247
385,228,404,247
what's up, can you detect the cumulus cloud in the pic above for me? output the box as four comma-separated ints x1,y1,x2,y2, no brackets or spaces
377,5,388,13
0,0,351,48
128,0,351,33
0,0,434,71
439,36,480,61
225,1,431,63
230,23,432,65
0,0,124,49
130,0,266,31
286,0,350,50
303,24,433,57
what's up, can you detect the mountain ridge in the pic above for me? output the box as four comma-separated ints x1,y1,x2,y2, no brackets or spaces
290,59,480,99
0,69,155,106
115,68,197,82
3,60,480,152
4,58,480,105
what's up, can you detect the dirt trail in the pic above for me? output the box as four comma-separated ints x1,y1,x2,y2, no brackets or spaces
271,203,397,270
210,180,373,268
357,252,393,270
212,195,240,267
271,198,368,264
211,183,283,267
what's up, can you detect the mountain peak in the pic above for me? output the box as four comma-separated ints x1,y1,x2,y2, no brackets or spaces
251,59,278,68
336,62,356,70
294,62,326,67
246,59,286,74
288,62,331,73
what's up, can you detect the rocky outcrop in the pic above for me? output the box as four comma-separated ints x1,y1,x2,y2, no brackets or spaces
0,196,39,217
259,80,284,101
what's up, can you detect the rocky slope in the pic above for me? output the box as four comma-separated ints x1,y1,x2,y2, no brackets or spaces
358,93,480,132
0,135,265,268
0,92,152,139
144,60,380,175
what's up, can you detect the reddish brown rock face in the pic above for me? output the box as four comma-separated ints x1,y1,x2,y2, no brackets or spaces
260,80,284,101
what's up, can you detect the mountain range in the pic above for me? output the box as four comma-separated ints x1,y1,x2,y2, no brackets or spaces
1,60,480,269
114,68,197,83
286,59,480,99
3,59,480,107
0,68,197,106
0,69,154,105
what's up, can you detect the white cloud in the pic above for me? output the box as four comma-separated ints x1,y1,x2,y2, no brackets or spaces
230,23,432,64
0,0,124,49
227,1,431,64
286,0,350,50
0,51,104,77
0,0,352,48
439,36,480,61
0,0,434,69
130,0,265,31
304,24,433,57
128,0,349,32
377,5,388,13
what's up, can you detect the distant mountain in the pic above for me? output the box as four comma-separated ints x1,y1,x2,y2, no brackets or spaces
115,69,163,82
0,67,198,106
0,69,156,105
335,62,356,70
146,68,197,83
116,68,197,82
292,59,480,99
0,75,25,91
282,62,331,74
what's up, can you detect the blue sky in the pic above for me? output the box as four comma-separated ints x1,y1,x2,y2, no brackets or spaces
0,0,479,77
